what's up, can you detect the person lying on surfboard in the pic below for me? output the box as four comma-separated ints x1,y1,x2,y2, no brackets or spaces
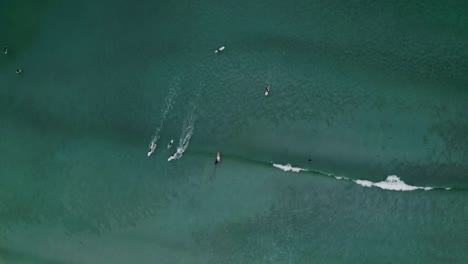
214,46,225,53
167,139,174,149
215,152,221,165
147,142,156,157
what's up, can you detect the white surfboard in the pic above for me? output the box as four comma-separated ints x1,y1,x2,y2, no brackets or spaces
167,139,174,149
214,46,225,53
147,143,156,157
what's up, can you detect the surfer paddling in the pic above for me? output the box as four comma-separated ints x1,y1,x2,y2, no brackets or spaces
215,152,221,165
265,84,270,96
147,142,156,157
167,139,174,149
214,46,225,54
168,150,179,161
3,46,7,55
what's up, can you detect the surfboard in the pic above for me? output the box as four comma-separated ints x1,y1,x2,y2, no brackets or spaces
214,46,225,53
147,143,156,157
167,140,174,149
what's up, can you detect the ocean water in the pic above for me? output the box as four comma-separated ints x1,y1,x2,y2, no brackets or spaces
1,0,468,263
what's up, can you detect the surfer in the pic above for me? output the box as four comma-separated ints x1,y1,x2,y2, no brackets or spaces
147,142,156,157
265,84,270,96
3,46,7,55
167,139,174,149
214,152,221,165
168,151,178,161
214,46,225,53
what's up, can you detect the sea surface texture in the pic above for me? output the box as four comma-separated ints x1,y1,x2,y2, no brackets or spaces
1,0,468,263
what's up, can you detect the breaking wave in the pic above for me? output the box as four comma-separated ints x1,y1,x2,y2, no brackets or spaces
272,163,450,192
273,163,304,172
354,176,433,191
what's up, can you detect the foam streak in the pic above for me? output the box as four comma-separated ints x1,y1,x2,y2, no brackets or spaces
148,86,178,152
168,106,196,161
272,163,444,192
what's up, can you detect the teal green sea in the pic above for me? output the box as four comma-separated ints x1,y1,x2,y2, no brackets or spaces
1,0,468,263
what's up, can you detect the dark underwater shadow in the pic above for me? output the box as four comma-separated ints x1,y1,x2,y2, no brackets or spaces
0,245,74,264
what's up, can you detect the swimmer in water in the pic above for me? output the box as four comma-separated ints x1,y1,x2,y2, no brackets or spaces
16,68,22,75
3,47,7,55
214,152,221,165
167,139,174,149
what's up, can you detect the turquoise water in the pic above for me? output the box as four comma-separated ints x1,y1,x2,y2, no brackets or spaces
1,0,468,263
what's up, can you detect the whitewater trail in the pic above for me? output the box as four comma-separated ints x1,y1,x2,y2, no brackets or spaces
168,105,196,161
272,163,451,192
148,85,178,152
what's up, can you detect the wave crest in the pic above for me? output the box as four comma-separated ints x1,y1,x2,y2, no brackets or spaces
355,175,433,191
273,163,304,172
272,163,446,192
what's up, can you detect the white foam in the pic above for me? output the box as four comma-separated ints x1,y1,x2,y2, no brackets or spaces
354,179,374,188
168,147,183,161
148,86,178,153
355,175,433,191
147,142,156,157
272,163,304,172
272,163,441,191
168,107,196,161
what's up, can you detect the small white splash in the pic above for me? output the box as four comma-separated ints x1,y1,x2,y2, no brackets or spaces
355,175,433,191
273,163,304,172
